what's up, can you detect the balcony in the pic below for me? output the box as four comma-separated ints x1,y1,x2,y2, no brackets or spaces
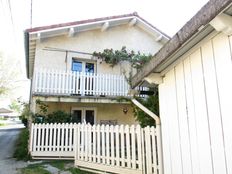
33,69,130,97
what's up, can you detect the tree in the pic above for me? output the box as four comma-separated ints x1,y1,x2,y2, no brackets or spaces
0,51,19,96
9,99,22,113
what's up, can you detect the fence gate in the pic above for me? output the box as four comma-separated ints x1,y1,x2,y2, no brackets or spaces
29,123,75,159
74,124,163,174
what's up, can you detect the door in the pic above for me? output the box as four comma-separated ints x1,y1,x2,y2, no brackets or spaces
72,110,82,123
85,110,95,125
72,59,95,95
72,108,96,125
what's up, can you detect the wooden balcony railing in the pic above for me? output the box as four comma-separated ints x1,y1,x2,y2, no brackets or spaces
33,69,130,97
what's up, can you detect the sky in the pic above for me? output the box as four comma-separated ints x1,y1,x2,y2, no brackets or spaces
0,0,208,107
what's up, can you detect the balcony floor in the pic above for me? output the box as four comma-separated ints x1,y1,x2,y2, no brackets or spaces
32,93,132,104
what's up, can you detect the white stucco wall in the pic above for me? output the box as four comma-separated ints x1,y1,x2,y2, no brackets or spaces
159,32,232,174
34,25,164,75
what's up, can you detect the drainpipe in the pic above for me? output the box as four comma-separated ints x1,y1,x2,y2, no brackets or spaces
131,98,163,173
131,98,160,125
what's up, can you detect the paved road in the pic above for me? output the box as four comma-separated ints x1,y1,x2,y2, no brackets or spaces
0,124,27,174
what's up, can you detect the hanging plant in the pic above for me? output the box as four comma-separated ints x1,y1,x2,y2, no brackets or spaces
93,46,152,69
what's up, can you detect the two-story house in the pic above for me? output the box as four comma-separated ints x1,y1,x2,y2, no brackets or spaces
24,13,169,125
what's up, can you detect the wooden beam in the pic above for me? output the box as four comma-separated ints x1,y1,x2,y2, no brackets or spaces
128,18,137,27
101,21,109,32
68,27,75,37
144,73,163,85
210,13,232,35
37,33,41,42
155,35,163,42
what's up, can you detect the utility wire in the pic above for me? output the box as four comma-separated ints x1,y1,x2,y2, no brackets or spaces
6,0,17,45
30,0,33,28
7,0,14,29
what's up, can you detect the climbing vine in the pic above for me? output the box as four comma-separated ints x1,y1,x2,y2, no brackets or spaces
94,47,159,127
93,46,152,69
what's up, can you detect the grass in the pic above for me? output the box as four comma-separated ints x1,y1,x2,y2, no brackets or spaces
68,167,95,174
0,117,7,120
20,161,96,174
0,123,6,126
13,128,31,161
21,164,50,174
46,160,67,170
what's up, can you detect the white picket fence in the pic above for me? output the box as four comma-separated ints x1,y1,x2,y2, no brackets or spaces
33,68,130,96
30,123,75,158
30,123,163,174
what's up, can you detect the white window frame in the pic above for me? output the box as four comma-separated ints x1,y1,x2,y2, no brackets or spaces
72,58,96,73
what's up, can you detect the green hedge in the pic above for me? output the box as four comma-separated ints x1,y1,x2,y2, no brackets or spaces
13,128,31,160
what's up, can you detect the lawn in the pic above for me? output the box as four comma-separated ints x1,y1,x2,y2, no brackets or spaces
21,161,96,174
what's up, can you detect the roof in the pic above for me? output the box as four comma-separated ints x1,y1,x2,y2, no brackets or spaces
24,12,170,79
131,0,232,88
0,108,13,114
26,12,170,38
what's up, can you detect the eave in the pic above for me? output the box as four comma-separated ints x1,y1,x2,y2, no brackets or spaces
24,13,170,79
131,0,232,88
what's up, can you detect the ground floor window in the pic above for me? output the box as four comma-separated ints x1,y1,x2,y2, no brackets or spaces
72,108,96,125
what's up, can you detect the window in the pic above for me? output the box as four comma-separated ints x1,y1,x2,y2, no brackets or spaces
85,63,94,73
72,108,96,125
72,60,82,72
72,59,95,73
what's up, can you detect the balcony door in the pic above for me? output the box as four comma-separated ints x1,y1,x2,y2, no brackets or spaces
72,59,95,95
72,108,96,125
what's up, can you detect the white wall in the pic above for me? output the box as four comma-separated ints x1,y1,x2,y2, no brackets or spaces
159,32,232,174
34,25,164,75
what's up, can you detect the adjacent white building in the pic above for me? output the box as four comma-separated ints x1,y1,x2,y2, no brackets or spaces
132,0,232,174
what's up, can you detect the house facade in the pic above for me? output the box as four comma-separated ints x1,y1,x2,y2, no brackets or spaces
25,13,169,125
132,1,232,174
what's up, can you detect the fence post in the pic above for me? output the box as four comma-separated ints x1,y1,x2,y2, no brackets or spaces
156,124,163,174
141,126,145,174
29,123,34,153
74,123,78,164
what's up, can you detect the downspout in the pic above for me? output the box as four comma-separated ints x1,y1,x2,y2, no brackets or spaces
131,98,163,173
131,98,160,125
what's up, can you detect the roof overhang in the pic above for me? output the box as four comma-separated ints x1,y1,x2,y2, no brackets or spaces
24,13,170,79
131,0,232,88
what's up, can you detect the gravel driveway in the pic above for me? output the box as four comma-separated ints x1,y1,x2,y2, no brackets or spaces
0,124,27,174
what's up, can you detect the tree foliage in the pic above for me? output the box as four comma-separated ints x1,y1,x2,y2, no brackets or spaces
9,99,22,113
93,46,152,69
0,52,19,96
132,88,159,127
33,99,71,124
19,101,31,127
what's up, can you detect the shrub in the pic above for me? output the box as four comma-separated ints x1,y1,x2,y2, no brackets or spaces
13,128,31,160
132,89,159,128
45,110,71,123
